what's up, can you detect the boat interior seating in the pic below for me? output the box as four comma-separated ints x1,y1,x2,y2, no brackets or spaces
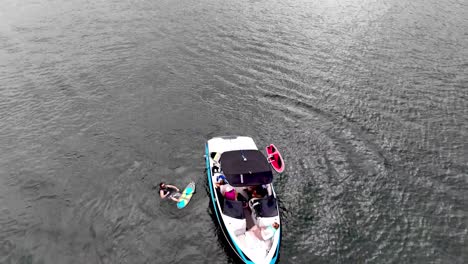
257,215,279,228
222,200,247,236
249,197,262,211
232,219,247,236
257,196,279,217
223,200,245,219
250,196,279,225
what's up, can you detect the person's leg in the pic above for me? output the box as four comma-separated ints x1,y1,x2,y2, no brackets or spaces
249,225,262,239
170,191,182,201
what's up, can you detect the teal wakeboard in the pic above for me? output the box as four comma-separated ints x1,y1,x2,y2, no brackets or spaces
177,181,196,209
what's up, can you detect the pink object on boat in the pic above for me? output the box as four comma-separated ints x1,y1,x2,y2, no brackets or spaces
266,144,285,173
225,189,236,200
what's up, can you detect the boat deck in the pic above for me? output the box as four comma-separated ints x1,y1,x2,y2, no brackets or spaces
243,206,255,230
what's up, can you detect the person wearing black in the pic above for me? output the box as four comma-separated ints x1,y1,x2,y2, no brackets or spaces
159,182,180,202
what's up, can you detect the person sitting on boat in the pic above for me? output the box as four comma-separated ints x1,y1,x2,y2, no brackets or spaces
248,222,280,240
216,174,227,183
159,182,180,202
246,185,268,200
215,177,236,200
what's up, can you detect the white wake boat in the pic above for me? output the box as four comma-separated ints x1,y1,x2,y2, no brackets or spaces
205,136,281,264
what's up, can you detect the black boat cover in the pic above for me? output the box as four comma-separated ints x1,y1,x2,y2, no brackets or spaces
219,150,273,187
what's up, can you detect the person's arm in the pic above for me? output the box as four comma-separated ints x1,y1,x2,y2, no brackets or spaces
160,190,169,199
166,184,180,192
219,185,227,195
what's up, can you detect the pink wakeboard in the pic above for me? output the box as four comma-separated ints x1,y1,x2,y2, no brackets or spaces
266,144,284,173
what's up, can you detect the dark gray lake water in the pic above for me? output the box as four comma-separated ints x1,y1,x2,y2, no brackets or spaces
1,0,467,263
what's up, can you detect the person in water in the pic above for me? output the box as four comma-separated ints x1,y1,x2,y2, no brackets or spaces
159,182,180,202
